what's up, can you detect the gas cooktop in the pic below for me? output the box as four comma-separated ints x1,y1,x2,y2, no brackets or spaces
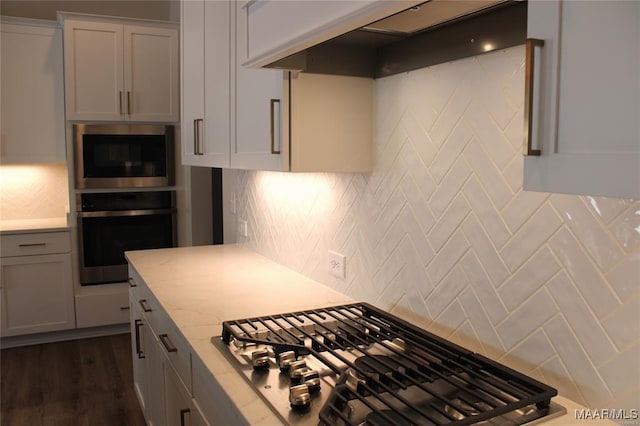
212,302,565,425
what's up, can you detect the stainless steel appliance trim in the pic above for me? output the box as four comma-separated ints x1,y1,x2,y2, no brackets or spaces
76,208,176,218
73,124,175,189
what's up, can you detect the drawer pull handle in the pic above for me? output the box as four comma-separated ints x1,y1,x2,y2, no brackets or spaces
180,408,190,426
120,306,130,311
19,243,46,247
127,91,132,115
128,277,137,288
524,38,544,156
134,319,145,359
159,333,178,353
139,299,152,313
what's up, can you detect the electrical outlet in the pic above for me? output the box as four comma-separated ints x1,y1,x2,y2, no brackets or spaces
328,250,346,279
239,219,248,238
230,192,236,215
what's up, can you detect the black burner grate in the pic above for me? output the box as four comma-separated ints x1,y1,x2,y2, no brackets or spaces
221,302,557,425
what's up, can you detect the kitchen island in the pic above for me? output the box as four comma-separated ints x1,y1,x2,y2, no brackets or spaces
125,244,615,425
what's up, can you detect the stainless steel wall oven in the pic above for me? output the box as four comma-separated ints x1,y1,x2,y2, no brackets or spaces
73,124,174,189
76,191,176,286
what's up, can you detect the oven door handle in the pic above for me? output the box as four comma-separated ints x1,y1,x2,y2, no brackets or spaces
76,208,176,218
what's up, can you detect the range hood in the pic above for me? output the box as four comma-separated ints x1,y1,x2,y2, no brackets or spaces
267,0,527,78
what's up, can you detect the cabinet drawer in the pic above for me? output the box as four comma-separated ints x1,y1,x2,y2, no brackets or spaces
75,290,130,328
1,232,70,257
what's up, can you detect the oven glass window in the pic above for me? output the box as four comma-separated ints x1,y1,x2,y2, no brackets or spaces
81,214,173,268
82,134,167,178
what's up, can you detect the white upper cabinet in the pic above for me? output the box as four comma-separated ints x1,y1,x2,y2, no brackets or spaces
241,0,420,67
181,0,231,167
62,14,179,123
180,0,373,173
524,0,640,199
1,18,66,163
232,0,284,171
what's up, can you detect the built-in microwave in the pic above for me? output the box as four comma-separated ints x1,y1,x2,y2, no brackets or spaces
73,124,175,189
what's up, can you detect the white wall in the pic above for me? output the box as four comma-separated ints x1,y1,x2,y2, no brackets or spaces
232,46,640,410
0,1,175,21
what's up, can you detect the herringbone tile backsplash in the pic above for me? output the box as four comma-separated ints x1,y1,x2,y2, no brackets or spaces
234,45,640,409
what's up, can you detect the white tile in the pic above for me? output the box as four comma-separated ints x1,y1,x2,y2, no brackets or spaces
468,65,518,132
399,175,436,236
547,272,617,366
539,356,588,407
462,176,512,248
504,110,524,153
400,143,438,202
428,158,472,218
583,196,635,224
498,329,555,376
464,141,514,209
502,190,549,233
459,287,505,359
549,227,620,319
476,46,524,107
410,57,470,118
610,202,640,252
424,265,468,318
550,193,624,270
398,203,435,266
499,246,561,311
605,251,640,300
428,194,471,252
460,251,509,324
402,110,437,167
429,299,466,339
501,204,563,271
544,316,613,407
461,214,510,287
502,155,524,192
429,121,473,183
496,289,557,349
598,343,640,396
463,101,514,170
601,295,640,351
425,229,470,286
428,76,473,149
372,187,407,245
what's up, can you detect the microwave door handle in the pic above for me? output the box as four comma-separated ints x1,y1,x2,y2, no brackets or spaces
77,208,175,218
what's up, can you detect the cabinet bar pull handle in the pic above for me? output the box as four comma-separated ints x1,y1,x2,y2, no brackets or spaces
134,319,145,359
128,277,137,287
524,38,544,156
18,243,46,247
119,91,124,115
270,99,281,154
159,333,178,353
194,118,204,155
127,91,132,115
120,306,130,311
139,299,152,313
179,408,190,426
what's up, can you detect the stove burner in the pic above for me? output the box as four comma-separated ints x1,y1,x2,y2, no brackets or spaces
364,409,413,426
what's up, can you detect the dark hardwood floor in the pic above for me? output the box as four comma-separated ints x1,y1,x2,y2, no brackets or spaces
1,333,146,426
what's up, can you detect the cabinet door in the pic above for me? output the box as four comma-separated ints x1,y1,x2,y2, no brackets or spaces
232,0,287,171
0,253,74,336
242,0,419,67
162,357,192,426
181,0,231,167
124,25,180,122
524,0,640,198
0,21,66,163
130,296,150,418
63,20,124,121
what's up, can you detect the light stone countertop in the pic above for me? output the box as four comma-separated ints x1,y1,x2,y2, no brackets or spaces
125,244,616,426
0,217,70,234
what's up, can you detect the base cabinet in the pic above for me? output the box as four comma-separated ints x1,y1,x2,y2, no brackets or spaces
129,271,193,426
0,232,74,337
